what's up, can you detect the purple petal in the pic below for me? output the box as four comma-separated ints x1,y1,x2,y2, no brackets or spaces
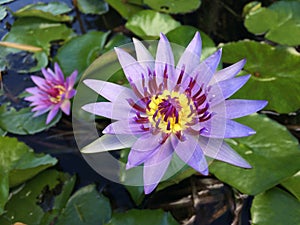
198,137,251,168
54,63,65,83
60,100,71,115
83,79,135,102
211,99,268,119
32,107,50,117
126,148,156,169
66,70,78,89
176,32,202,75
155,33,175,88
133,38,155,71
210,59,246,85
175,134,208,175
82,102,132,120
103,119,149,135
114,47,146,92
131,133,161,152
201,117,255,138
66,89,76,99
208,75,251,106
25,87,40,95
46,106,59,124
81,134,137,153
31,76,47,89
143,139,173,194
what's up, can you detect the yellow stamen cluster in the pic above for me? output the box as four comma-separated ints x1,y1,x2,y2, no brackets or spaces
146,90,195,133
49,85,66,104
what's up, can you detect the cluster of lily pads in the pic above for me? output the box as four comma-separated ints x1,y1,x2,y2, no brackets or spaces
0,0,299,225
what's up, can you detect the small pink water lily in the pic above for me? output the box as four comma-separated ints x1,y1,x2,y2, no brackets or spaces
82,32,267,194
25,63,77,124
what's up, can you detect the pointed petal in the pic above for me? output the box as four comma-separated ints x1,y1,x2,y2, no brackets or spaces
114,47,146,85
201,117,256,138
211,99,268,119
32,107,50,117
155,33,175,86
66,70,78,89
175,134,208,175
176,32,202,75
198,137,251,168
81,134,137,153
54,63,65,83
82,102,131,120
126,148,156,169
133,38,155,71
25,87,40,95
31,76,47,89
143,139,173,194
60,100,71,115
210,59,246,85
83,79,134,102
103,120,149,135
131,133,161,152
208,75,251,106
46,106,59,124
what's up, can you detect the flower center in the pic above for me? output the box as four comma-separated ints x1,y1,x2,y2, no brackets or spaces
49,85,66,104
146,90,195,133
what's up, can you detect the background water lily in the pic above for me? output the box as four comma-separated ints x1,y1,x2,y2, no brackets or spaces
25,63,77,124
82,32,267,194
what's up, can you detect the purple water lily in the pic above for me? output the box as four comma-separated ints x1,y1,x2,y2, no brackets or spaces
25,63,77,124
82,33,267,194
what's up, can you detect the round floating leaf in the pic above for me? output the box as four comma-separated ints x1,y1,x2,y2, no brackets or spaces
281,171,300,201
0,137,57,215
56,185,111,225
0,6,6,21
55,31,110,79
0,0,15,4
251,187,300,225
77,0,109,15
221,40,300,113
0,170,73,225
13,2,73,22
0,18,74,72
166,25,216,61
0,172,8,215
209,114,300,195
105,209,179,225
105,0,143,19
144,0,201,14
0,104,61,135
244,1,300,46
125,10,181,39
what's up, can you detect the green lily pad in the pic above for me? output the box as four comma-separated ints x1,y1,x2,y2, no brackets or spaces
0,136,57,213
125,10,181,39
77,0,109,15
105,209,179,225
102,33,131,53
56,185,111,225
105,0,143,19
55,31,110,80
221,40,300,113
251,187,300,225
0,170,74,225
244,1,300,46
0,104,61,135
13,2,73,22
0,17,74,72
166,25,216,62
144,0,201,14
0,0,14,4
281,171,300,201
209,114,300,195
0,6,6,21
